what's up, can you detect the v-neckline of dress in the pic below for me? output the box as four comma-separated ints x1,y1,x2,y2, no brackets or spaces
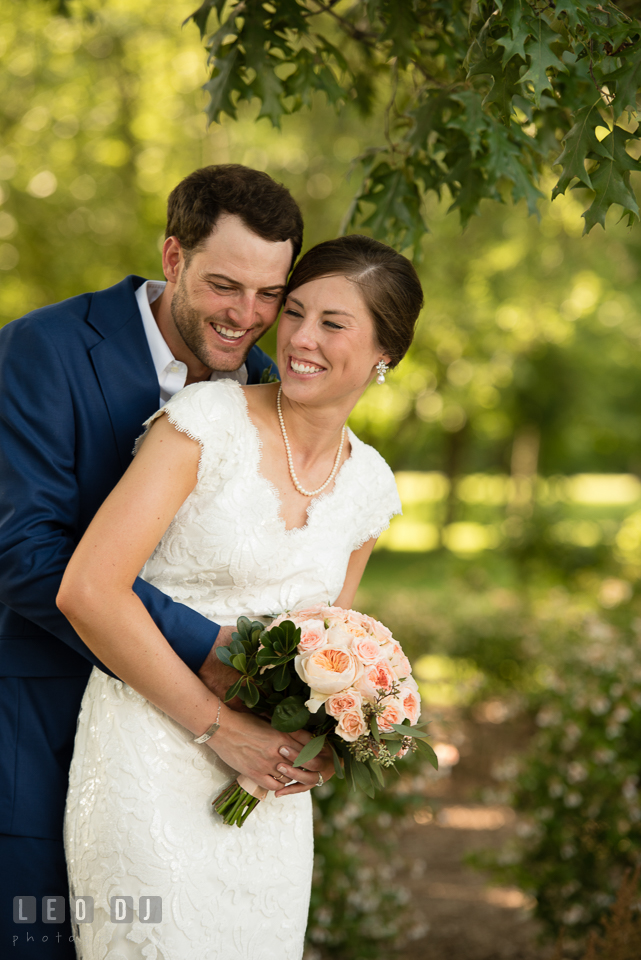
231,381,355,535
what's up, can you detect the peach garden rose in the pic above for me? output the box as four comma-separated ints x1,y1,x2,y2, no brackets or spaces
356,658,396,699
296,619,329,652
325,688,363,718
336,707,368,742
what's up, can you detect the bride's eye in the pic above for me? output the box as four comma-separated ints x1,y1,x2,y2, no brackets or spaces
284,308,303,319
323,320,343,330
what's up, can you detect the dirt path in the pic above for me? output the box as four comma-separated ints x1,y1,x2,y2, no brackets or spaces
393,707,554,960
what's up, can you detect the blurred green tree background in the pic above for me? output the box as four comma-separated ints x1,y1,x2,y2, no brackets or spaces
2,0,641,487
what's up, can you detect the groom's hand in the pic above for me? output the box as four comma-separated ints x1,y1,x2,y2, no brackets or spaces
198,626,247,711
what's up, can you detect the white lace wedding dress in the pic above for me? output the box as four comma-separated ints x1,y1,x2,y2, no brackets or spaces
64,379,401,960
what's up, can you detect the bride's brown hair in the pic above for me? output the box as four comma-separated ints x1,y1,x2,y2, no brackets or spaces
285,235,423,368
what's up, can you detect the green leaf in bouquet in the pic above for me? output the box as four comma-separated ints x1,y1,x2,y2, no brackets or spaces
229,639,245,655
271,696,310,732
368,759,385,788
386,738,404,756
272,662,291,692
224,678,243,702
353,759,375,798
390,723,431,739
234,616,252,638
370,714,381,743
215,646,233,666
278,620,301,652
231,653,247,673
256,649,280,666
292,734,326,768
342,750,357,791
416,738,439,770
329,742,345,780
244,680,260,709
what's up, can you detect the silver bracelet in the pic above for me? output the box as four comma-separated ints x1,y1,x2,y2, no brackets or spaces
193,698,222,744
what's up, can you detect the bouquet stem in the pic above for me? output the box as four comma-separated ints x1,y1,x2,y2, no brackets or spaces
212,777,266,827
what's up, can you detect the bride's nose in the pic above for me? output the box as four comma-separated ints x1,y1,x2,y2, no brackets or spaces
289,316,319,350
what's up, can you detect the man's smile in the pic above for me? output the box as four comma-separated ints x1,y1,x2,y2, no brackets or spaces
210,322,248,342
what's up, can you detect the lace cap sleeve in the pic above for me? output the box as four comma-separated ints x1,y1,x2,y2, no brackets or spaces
133,380,241,481
349,434,402,549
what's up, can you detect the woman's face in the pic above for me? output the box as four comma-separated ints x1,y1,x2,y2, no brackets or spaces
277,274,390,410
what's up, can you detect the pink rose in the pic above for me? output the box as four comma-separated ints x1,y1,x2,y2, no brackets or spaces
297,619,329,652
356,659,396,700
326,624,355,649
326,689,363,718
336,708,367,742
324,610,348,629
382,640,412,681
378,699,406,732
400,686,421,725
363,616,393,644
342,608,369,630
351,636,383,666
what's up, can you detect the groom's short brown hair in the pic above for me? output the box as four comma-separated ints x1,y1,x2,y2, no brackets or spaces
166,164,303,264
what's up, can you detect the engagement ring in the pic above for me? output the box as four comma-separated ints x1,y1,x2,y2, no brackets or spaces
316,773,324,788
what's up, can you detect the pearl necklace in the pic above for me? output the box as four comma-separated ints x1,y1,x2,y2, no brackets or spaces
276,386,346,498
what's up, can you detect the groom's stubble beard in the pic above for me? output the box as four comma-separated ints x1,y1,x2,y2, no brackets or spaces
170,272,264,373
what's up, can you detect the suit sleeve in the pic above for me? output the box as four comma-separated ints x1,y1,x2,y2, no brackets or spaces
0,318,218,675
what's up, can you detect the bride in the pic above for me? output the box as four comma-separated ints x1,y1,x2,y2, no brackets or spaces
57,234,423,960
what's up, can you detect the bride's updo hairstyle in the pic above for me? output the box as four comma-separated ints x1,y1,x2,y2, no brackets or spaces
285,235,423,368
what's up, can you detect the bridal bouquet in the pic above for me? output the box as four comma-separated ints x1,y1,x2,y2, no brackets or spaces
212,605,436,827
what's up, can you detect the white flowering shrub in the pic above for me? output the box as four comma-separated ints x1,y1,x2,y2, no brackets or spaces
487,611,641,939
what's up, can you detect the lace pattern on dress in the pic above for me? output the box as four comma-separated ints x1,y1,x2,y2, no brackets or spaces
65,378,401,959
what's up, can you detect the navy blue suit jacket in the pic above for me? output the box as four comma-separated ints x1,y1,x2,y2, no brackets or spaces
0,275,277,838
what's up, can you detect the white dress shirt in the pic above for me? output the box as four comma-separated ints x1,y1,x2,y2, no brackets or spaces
136,280,248,406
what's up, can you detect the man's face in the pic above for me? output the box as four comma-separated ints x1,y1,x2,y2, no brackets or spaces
166,214,293,372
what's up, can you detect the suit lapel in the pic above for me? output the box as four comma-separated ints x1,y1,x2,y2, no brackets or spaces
88,277,160,471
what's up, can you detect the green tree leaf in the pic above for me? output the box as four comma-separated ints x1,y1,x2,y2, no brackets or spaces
608,41,641,119
519,17,567,106
582,128,641,233
551,96,603,196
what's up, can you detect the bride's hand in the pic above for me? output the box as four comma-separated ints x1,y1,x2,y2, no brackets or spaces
207,709,327,794
271,736,335,799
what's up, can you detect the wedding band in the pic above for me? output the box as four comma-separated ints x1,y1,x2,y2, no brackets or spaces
316,773,324,788
274,773,287,782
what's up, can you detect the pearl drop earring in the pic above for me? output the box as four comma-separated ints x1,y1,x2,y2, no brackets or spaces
376,360,389,385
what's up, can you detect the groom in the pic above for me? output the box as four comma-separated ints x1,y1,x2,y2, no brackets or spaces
0,165,319,957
